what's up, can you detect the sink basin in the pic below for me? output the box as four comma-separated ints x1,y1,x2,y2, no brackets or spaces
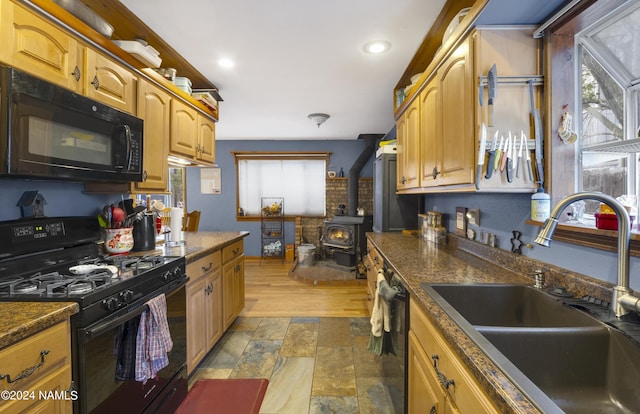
421,283,640,413
424,283,600,327
478,326,640,413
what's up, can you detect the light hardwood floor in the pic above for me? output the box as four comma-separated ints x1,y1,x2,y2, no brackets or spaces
240,259,370,318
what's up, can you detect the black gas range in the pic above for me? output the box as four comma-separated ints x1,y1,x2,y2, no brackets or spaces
0,217,188,414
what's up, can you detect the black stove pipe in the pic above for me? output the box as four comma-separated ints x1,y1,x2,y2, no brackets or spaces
348,134,383,216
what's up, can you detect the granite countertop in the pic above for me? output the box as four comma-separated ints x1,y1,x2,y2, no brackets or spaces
0,302,78,350
366,232,543,413
129,231,250,263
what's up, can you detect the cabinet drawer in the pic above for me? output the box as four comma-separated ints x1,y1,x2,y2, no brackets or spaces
222,240,243,263
0,321,71,392
366,241,384,269
187,250,221,282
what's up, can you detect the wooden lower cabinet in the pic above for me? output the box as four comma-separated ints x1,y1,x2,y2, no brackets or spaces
0,321,73,414
222,240,245,330
186,251,222,374
409,298,499,414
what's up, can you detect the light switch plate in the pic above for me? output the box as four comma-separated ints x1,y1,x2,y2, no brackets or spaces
455,207,467,236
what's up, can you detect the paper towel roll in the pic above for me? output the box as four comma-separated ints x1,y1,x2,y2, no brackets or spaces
170,207,184,242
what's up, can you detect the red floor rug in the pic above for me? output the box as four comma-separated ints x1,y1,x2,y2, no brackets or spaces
175,378,269,414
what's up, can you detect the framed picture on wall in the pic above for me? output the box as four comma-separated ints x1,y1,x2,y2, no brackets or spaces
201,167,221,194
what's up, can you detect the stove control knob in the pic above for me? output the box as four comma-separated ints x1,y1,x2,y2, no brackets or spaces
103,297,119,311
162,270,171,281
120,290,134,303
173,268,182,278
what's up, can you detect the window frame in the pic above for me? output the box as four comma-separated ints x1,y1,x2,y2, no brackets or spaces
232,151,331,221
543,0,640,256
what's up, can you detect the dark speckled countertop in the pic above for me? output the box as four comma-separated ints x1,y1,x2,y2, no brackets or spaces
0,302,78,350
126,231,250,263
366,231,620,414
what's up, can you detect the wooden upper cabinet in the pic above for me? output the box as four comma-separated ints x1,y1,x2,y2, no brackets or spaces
0,0,81,92
397,99,420,190
420,76,439,187
438,38,474,186
84,49,137,114
136,79,170,192
170,98,198,158
197,113,215,164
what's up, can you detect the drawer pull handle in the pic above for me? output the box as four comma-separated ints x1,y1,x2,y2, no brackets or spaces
430,406,437,414
232,248,240,255
202,262,213,272
1,350,49,384
72,66,81,81
431,355,455,390
91,75,100,90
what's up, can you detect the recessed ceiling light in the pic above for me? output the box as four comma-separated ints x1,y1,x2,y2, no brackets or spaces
218,58,235,68
363,40,391,54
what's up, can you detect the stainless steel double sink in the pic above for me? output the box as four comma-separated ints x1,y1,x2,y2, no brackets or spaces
421,283,640,413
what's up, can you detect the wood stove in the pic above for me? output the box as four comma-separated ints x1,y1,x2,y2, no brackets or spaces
322,216,372,271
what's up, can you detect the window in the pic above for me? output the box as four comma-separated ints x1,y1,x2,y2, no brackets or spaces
233,152,329,217
576,2,640,218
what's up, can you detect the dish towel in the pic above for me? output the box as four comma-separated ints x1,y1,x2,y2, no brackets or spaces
135,294,173,383
368,270,398,356
113,318,140,381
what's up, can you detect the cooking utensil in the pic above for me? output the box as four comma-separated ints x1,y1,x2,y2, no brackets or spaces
500,134,510,172
516,131,523,178
529,79,544,184
493,135,504,171
506,132,514,183
524,132,534,181
487,64,497,126
476,123,487,189
485,130,499,179
69,264,119,277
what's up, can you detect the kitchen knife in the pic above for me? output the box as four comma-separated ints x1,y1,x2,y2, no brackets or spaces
500,134,510,172
485,130,499,179
487,64,497,126
476,123,487,189
524,132,534,181
529,80,544,184
506,132,514,183
493,135,504,171
515,131,524,179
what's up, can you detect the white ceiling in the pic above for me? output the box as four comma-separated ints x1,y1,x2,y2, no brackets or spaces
120,0,447,140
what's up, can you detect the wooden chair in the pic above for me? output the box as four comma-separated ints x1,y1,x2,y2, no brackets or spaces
182,210,201,232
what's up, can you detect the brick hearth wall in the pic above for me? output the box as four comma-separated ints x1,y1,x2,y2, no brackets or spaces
295,177,372,256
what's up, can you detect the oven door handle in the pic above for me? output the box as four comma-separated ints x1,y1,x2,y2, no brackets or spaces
79,278,187,340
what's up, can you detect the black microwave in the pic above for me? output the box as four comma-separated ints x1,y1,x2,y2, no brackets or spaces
0,66,143,182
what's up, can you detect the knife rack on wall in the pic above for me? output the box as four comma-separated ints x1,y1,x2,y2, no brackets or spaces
478,75,544,88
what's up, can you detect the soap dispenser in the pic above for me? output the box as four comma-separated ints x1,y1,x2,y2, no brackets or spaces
531,184,550,221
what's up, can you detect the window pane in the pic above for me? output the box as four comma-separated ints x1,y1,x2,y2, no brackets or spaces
592,5,640,80
238,158,326,216
582,152,627,214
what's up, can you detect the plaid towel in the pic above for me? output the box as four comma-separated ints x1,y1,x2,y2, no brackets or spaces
135,294,173,383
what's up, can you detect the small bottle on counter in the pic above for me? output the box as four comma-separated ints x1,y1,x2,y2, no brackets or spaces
531,184,550,221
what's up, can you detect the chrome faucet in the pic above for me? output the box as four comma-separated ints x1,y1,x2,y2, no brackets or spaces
535,191,639,318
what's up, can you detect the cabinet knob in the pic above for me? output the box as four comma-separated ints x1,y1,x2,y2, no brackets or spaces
432,167,440,180
72,66,81,81
142,170,148,181
91,75,100,90
400,176,407,184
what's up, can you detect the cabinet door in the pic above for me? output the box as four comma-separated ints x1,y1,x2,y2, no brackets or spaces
135,79,170,192
438,40,474,186
206,270,223,350
170,99,198,158
186,277,207,374
420,76,440,187
84,49,137,114
0,0,81,92
197,114,216,164
397,99,420,190
222,260,235,330
408,331,443,414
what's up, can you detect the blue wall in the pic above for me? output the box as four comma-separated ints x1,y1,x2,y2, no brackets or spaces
185,139,375,257
423,192,640,291
0,180,114,222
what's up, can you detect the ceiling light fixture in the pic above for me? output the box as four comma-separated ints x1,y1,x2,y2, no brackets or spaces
218,58,234,68
308,113,330,128
363,40,391,54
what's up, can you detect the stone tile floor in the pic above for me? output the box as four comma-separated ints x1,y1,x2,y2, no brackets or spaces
189,316,404,414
